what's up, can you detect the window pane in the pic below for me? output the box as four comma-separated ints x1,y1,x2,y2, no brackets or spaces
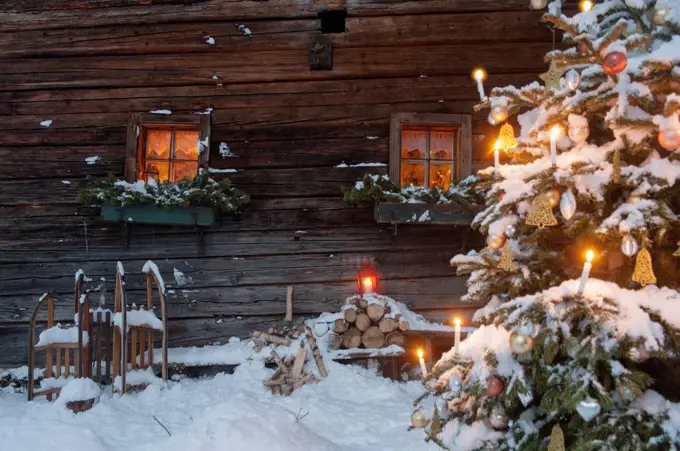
146,130,171,160
173,162,198,182
175,131,200,160
430,131,454,161
144,161,170,182
401,130,427,160
430,163,453,190
401,162,426,187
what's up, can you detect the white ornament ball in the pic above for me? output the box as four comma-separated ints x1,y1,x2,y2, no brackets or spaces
563,69,581,91
621,234,639,257
559,189,577,220
487,234,507,250
504,224,517,238
530,0,549,9
569,123,590,143
410,409,430,428
489,404,509,430
509,331,534,355
576,397,601,422
653,7,671,25
490,105,509,124
488,114,500,126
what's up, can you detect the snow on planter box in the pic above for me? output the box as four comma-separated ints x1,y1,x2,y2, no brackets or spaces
373,202,475,225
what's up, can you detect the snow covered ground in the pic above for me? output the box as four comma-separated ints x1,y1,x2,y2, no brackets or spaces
0,361,439,451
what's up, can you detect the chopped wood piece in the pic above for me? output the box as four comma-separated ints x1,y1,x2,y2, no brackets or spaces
361,326,385,349
385,331,405,347
304,326,328,378
328,332,342,350
398,320,410,332
270,350,291,375
272,385,282,396
284,355,296,367
366,303,385,323
358,298,369,309
341,327,362,349
343,308,357,323
355,313,371,331
333,318,348,334
285,286,294,322
378,317,399,333
251,330,292,346
292,347,307,378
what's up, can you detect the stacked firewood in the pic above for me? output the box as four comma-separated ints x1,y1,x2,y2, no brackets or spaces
329,297,409,350
257,326,328,396
249,324,302,353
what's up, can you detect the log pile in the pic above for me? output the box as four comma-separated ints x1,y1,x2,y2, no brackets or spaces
329,296,409,351
249,324,303,353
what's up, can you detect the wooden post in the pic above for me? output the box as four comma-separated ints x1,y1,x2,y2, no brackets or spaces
285,286,294,323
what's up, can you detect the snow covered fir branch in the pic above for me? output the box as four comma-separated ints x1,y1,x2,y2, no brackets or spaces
343,173,482,208
76,172,250,213
411,1,680,449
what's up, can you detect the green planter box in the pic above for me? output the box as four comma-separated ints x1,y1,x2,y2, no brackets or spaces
101,204,218,227
373,202,475,226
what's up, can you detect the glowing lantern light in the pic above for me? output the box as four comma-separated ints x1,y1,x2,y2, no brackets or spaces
357,263,379,296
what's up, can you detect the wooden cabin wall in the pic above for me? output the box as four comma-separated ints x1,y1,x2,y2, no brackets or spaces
0,0,555,365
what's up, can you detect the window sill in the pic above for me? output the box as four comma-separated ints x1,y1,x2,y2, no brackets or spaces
101,204,218,227
373,202,475,226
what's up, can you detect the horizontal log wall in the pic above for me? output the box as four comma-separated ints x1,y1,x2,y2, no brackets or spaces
0,0,554,365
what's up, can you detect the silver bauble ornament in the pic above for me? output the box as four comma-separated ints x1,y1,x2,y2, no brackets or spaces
576,397,601,422
563,69,581,91
569,123,590,143
504,223,517,238
448,372,463,396
530,0,549,9
559,189,577,220
617,382,636,402
489,404,509,430
410,409,430,428
658,128,680,151
487,234,506,250
490,105,509,123
509,331,534,355
621,234,639,257
653,7,671,25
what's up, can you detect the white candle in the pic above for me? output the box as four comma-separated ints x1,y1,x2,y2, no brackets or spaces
417,349,428,378
494,140,501,174
550,125,561,167
362,277,374,294
454,318,462,357
577,250,595,295
473,68,487,101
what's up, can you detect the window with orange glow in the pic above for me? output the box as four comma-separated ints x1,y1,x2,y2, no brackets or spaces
139,127,200,182
400,126,455,190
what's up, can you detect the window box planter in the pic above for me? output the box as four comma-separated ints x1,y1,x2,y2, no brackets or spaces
101,204,218,227
373,202,475,226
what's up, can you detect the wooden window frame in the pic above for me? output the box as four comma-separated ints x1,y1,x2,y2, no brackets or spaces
389,113,472,188
125,113,211,182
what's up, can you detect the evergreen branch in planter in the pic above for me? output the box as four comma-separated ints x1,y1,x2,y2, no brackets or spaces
342,173,482,210
77,173,250,213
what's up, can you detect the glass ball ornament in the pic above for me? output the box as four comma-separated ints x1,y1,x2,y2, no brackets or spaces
658,128,680,151
617,382,636,402
603,51,628,75
509,331,534,355
653,7,671,25
543,188,561,208
530,0,549,9
486,233,506,250
504,223,517,238
576,397,601,422
488,114,500,126
449,372,463,396
559,189,577,220
489,404,509,430
410,409,430,428
568,123,590,143
621,234,639,257
490,105,509,124
563,69,581,91
486,376,505,397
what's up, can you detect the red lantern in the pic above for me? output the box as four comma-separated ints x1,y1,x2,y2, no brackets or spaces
603,51,628,75
357,263,380,296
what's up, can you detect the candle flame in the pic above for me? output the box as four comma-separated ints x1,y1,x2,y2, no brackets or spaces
454,318,461,327
472,68,487,82
550,124,563,140
580,0,594,12
586,250,595,262
494,139,502,152
417,349,424,359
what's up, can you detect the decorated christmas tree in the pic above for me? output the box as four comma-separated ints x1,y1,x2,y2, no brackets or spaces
411,1,680,449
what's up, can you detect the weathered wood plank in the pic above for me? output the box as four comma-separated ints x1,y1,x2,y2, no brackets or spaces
0,43,550,91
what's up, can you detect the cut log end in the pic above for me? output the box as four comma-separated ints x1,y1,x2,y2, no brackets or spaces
385,331,405,348
333,318,348,334
342,327,362,349
328,332,343,350
355,313,371,332
398,320,410,332
378,317,398,334
366,303,386,323
343,308,357,323
361,326,385,349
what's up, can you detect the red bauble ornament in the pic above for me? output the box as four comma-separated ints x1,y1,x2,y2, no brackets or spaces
603,51,628,75
578,42,589,55
487,376,505,397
